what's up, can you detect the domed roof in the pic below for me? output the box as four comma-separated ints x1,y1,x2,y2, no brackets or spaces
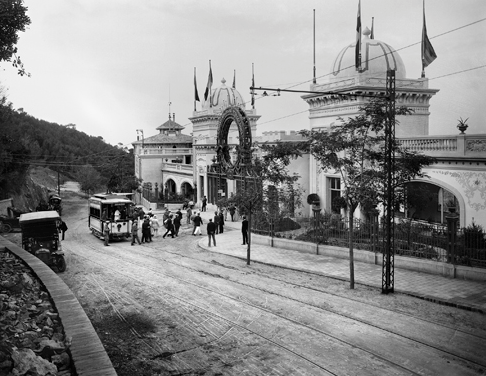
330,28,406,80
203,78,246,111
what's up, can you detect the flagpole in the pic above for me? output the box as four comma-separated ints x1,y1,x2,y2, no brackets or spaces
355,0,362,71
194,67,197,111
421,0,426,78
371,17,374,39
251,63,255,110
313,9,316,84
233,69,236,89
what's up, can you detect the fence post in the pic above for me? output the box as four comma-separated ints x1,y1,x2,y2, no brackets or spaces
446,209,459,278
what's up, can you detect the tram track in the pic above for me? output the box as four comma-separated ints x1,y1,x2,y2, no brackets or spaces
63,231,485,375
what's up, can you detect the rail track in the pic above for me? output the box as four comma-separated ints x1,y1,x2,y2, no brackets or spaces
61,217,486,375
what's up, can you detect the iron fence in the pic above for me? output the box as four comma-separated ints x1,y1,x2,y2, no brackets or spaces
251,212,486,268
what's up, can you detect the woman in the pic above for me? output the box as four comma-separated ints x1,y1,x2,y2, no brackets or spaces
150,215,160,237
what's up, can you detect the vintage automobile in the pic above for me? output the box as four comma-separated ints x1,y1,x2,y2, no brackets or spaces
19,211,66,272
48,194,63,216
0,207,25,233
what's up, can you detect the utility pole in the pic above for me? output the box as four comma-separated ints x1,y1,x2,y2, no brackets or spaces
382,69,396,294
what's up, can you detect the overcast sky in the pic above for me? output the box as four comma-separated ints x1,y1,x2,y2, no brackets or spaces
1,0,485,147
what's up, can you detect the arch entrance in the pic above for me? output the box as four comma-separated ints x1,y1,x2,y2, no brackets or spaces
207,106,255,204
405,181,459,224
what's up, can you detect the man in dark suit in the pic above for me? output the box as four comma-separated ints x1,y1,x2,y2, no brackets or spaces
241,215,248,245
207,219,216,246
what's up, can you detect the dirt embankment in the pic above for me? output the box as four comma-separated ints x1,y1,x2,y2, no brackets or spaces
8,167,63,212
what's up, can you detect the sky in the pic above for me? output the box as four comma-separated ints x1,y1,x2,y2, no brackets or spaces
1,0,485,147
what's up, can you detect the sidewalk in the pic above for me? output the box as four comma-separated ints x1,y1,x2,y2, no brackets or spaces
190,210,486,313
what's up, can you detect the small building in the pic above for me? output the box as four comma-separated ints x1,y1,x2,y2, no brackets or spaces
133,114,194,202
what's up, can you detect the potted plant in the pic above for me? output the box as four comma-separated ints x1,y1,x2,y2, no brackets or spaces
457,117,469,134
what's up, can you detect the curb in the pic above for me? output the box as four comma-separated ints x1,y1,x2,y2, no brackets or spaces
0,237,117,376
196,238,485,314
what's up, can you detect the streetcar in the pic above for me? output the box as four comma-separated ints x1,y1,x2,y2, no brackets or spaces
88,193,134,241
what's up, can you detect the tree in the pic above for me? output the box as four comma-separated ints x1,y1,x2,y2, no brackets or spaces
299,98,436,289
227,143,304,264
76,165,103,195
0,0,31,76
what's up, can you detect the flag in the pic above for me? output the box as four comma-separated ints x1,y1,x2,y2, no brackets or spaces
371,17,374,39
194,68,200,102
421,0,437,68
204,62,213,101
251,66,255,107
232,70,236,89
355,0,361,70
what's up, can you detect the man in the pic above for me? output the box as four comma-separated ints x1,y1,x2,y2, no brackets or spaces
141,217,151,243
207,219,216,247
59,221,68,241
213,211,220,234
241,215,248,245
103,222,111,246
176,208,183,221
202,196,207,212
229,205,236,222
131,220,141,245
193,213,203,236
173,213,181,237
162,215,174,238
218,212,224,234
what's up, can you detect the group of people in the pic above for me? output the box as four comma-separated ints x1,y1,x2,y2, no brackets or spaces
103,204,249,247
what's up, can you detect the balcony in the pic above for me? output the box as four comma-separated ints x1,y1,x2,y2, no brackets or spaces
398,134,486,159
162,162,193,173
141,148,192,155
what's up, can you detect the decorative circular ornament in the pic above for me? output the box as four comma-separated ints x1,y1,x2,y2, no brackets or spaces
216,106,252,175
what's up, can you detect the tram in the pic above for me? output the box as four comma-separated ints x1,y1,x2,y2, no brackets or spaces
88,193,134,241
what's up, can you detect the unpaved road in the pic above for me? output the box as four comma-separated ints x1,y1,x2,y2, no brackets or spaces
54,193,486,375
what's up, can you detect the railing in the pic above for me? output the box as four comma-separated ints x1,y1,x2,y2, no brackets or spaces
398,137,457,152
142,148,192,155
251,213,486,268
162,163,193,172
398,134,486,159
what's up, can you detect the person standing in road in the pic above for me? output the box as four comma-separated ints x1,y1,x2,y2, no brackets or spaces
193,213,203,236
131,220,141,245
229,205,236,222
186,207,192,225
151,215,160,237
141,217,151,243
241,215,248,245
202,196,207,212
59,221,68,240
218,212,224,234
104,222,111,246
213,211,220,234
207,219,216,246
173,213,181,237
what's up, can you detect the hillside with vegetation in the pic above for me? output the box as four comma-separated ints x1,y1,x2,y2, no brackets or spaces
0,98,139,208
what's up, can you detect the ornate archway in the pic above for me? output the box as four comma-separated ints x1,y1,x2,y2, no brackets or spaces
215,106,253,178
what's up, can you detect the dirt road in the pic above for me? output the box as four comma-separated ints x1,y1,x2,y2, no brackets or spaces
57,194,486,375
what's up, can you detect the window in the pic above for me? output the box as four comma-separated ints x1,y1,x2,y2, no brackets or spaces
328,177,341,213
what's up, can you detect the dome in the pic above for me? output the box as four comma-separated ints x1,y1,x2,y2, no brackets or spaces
330,28,406,80
202,78,246,111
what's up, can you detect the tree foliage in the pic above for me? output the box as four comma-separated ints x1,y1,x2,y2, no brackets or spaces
298,98,436,289
0,0,31,76
0,96,135,198
299,98,436,214
227,142,304,223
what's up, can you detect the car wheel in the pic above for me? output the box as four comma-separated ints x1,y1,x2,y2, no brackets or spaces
57,256,67,272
